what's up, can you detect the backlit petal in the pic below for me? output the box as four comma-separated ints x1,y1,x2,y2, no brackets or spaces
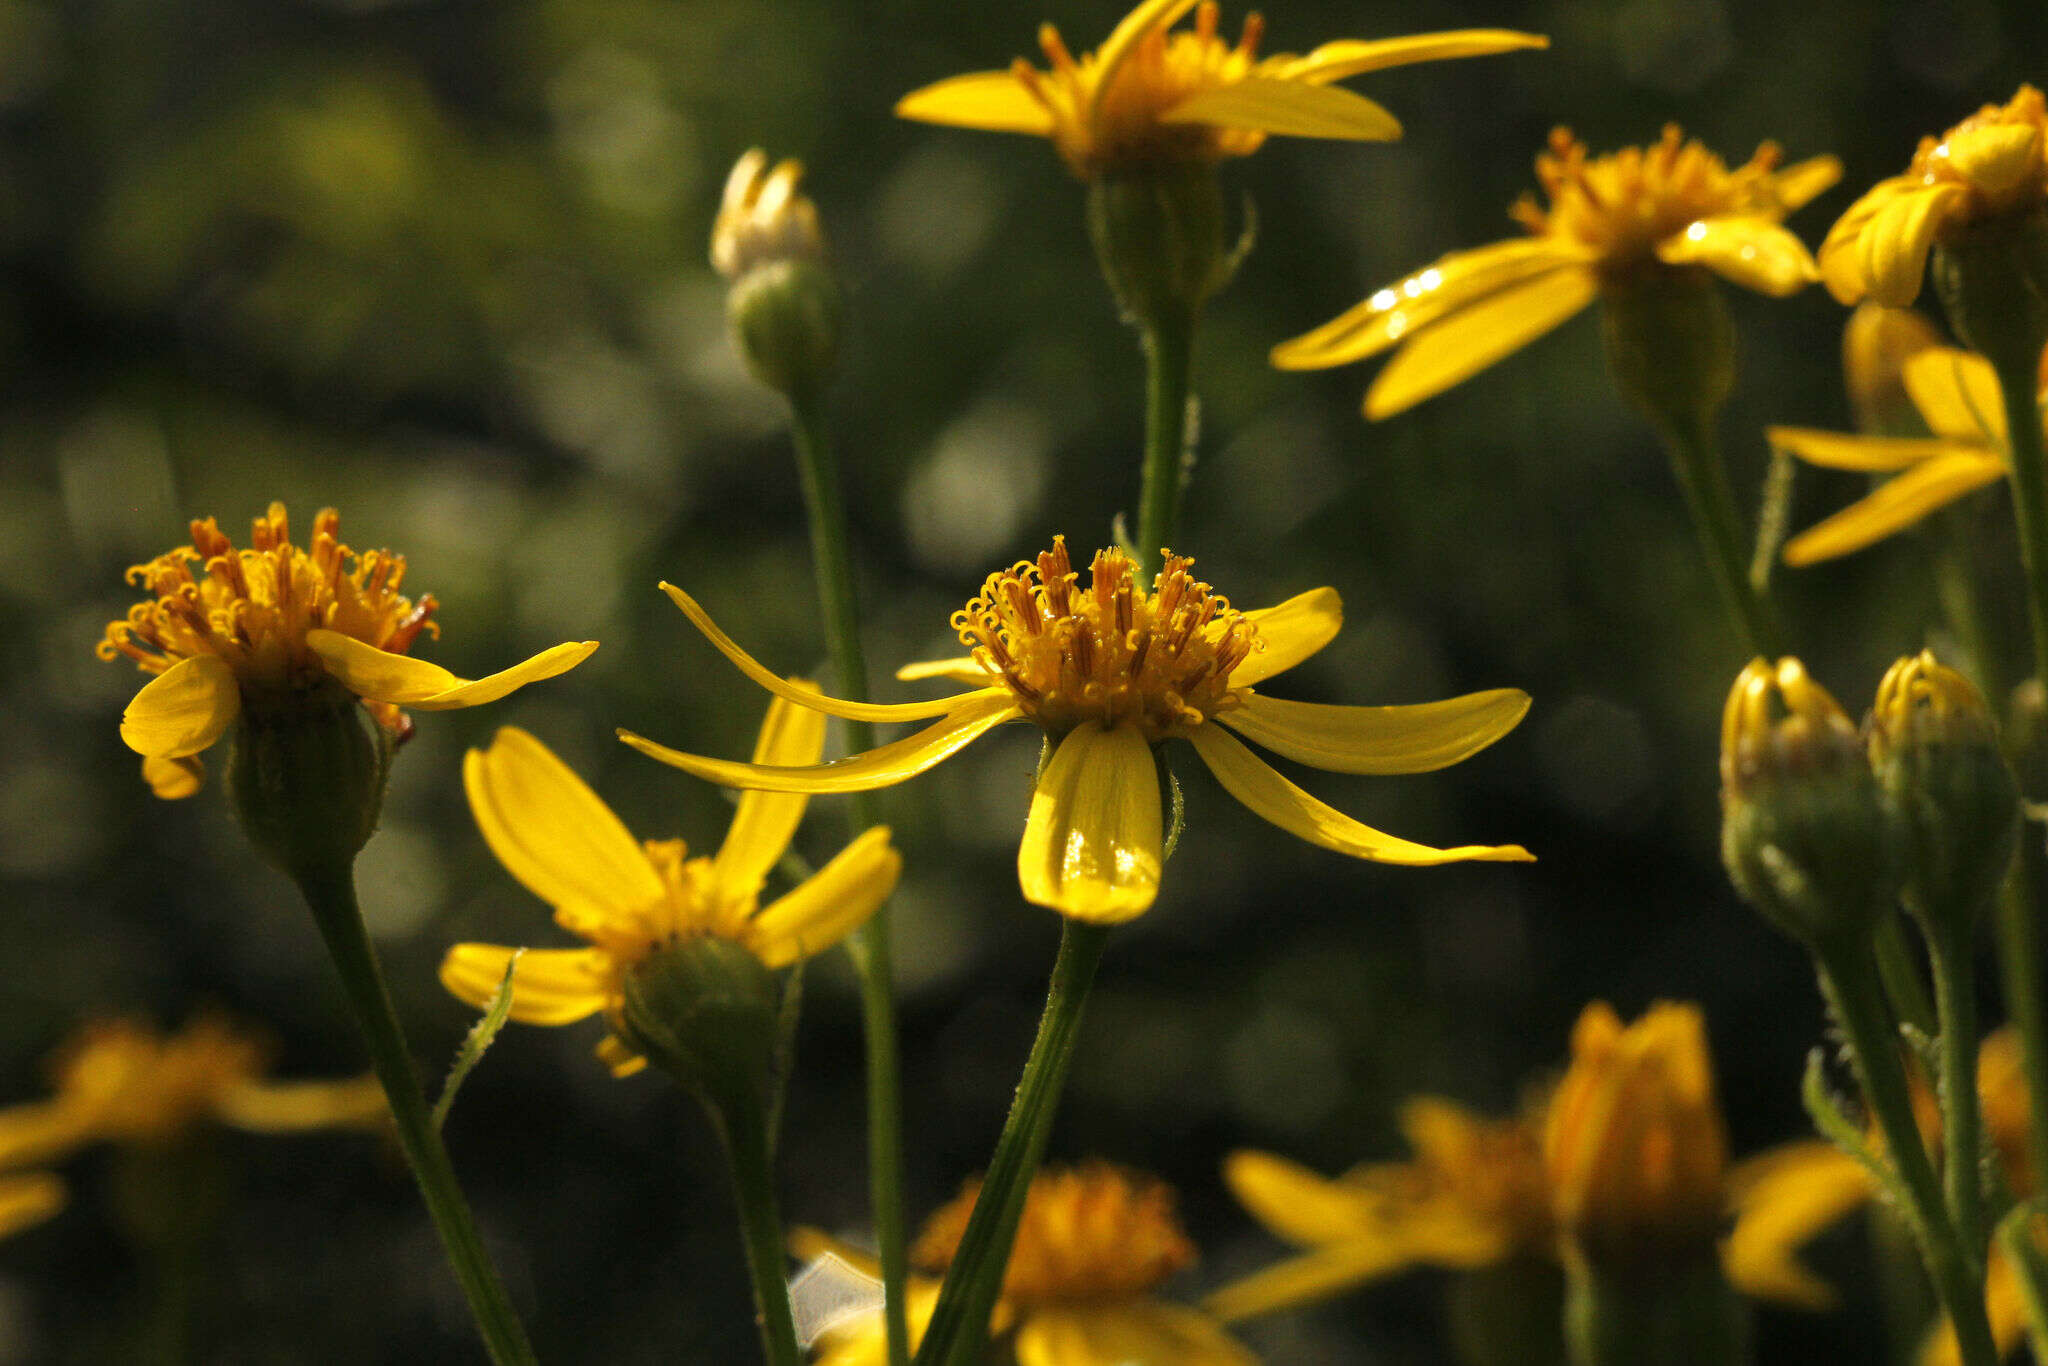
1203,1241,1427,1325
1162,78,1400,142
1092,0,1205,118
894,70,1054,135
1223,1151,1378,1247
1902,347,2007,445
1861,182,1968,308
1782,454,2007,566
306,631,597,710
440,944,612,1026
751,827,902,967
1015,1303,1255,1366
1364,266,1599,419
141,754,205,800
1018,722,1162,922
1231,587,1343,686
895,656,998,686
714,692,829,901
119,654,239,759
217,1076,388,1134
0,1101,98,1170
1655,216,1819,297
1769,155,1845,213
1819,177,1913,304
1722,1140,1872,1310
1188,725,1533,865
0,1174,63,1239
1279,30,1548,84
1766,427,1965,472
1219,688,1529,775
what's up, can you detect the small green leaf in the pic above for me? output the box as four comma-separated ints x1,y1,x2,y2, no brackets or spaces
433,949,521,1132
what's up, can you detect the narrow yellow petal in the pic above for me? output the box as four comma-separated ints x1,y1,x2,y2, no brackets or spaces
895,656,997,686
750,827,902,967
1280,30,1549,84
141,754,205,800
1783,454,2007,566
0,1100,97,1170
620,693,1020,794
595,1035,648,1078
1161,77,1400,143
1769,155,1845,214
216,1076,388,1134
464,727,668,921
894,70,1054,134
1188,725,1533,865
1902,347,2007,445
1364,266,1599,420
1015,1303,1255,1366
1861,182,1967,308
660,583,998,722
1092,0,1205,118
0,1174,64,1240
1018,721,1162,923
1231,587,1343,686
1819,179,1909,305
305,630,597,711
439,944,612,1026
714,692,829,900
1219,688,1529,775
1720,1140,1872,1310
119,654,239,759
1655,216,1819,297
1766,427,1965,472
1203,1241,1427,1325
1223,1151,1377,1247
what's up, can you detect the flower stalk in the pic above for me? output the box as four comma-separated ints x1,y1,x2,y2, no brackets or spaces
712,1083,806,1366
1136,308,1196,578
1561,1256,1743,1366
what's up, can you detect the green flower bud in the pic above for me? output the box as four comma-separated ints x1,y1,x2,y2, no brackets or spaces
1599,267,1736,438
2007,677,2048,803
1086,165,1233,330
714,149,839,398
617,937,781,1117
1932,207,2048,376
227,676,389,878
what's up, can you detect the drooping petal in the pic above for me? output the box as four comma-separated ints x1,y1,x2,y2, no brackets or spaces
594,1035,648,1078
1902,347,2007,446
1017,722,1163,922
1091,0,1205,119
895,656,998,686
1819,178,1914,304
1655,216,1819,297
1768,155,1845,213
1231,587,1344,686
1188,725,1534,865
1766,427,1964,472
1782,453,2007,566
894,70,1054,134
464,727,667,922
659,583,1000,722
1860,182,1969,308
1364,266,1600,420
216,1076,389,1134
1721,1140,1873,1310
1015,1302,1255,1366
119,654,239,759
1218,688,1529,775
0,1174,63,1240
306,630,597,710
1279,30,1549,84
1270,239,1581,370
751,827,903,967
1161,77,1400,142
439,944,612,1026
0,1101,98,1170
621,693,1020,794
1202,1241,1429,1325
1222,1151,1377,1247
714,692,829,901
141,754,205,800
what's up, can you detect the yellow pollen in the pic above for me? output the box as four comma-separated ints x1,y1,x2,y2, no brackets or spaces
951,537,1258,740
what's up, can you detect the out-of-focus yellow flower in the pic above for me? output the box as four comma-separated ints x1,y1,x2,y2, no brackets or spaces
97,503,595,798
620,539,1531,925
0,1174,63,1240
895,0,1544,181
1822,86,2048,308
711,148,824,281
441,699,900,1077
1842,303,1949,434
1275,125,1839,419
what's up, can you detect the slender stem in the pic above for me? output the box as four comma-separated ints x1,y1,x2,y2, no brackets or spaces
787,385,911,1366
713,1094,805,1366
1135,309,1195,578
1817,950,1997,1366
1998,852,2048,1196
1925,918,1989,1262
1994,360,2048,688
291,861,538,1366
1874,915,1938,1038
1996,1202,2048,1365
1655,412,1786,660
912,921,1110,1366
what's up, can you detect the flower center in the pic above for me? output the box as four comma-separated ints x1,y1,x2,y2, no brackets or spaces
952,537,1257,741
608,839,756,964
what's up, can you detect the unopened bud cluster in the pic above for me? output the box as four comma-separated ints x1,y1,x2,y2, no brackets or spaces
713,149,840,397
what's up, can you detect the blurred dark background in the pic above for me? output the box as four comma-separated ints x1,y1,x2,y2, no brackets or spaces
3,0,2046,1360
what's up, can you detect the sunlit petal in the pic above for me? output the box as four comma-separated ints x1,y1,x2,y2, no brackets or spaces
306,631,596,711
439,944,612,1026
1219,688,1529,775
1902,347,2008,445
1782,454,2007,566
1364,266,1599,420
1162,78,1399,142
1819,178,1912,305
895,70,1054,134
1768,155,1845,213
1655,216,1819,297
1766,427,1966,472
1231,587,1344,686
1861,182,1968,308
714,692,829,900
1018,722,1162,923
1279,30,1548,84
751,827,902,967
895,656,998,686
119,654,239,759
1222,1151,1378,1247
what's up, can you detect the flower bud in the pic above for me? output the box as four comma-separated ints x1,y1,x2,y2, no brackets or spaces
616,936,780,1116
1085,166,1233,329
1599,267,1737,438
226,677,389,878
1719,658,1899,950
1870,652,2020,936
714,149,839,398
1842,303,1946,436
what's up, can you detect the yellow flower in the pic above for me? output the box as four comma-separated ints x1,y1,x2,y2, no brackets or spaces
711,148,824,281
98,502,596,798
1842,302,1949,434
1275,125,1840,419
1773,345,2035,565
895,0,1545,180
1821,86,2048,308
619,539,1531,924
440,699,901,1077
0,1174,63,1241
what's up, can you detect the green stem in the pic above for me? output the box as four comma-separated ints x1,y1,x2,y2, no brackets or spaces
1996,1200,2048,1365
912,921,1110,1366
291,861,538,1366
787,386,911,1366
713,1094,805,1366
1994,359,2048,688
1655,412,1786,660
1561,1255,1744,1366
1998,851,2048,1199
1926,918,1989,1262
1874,914,1938,1038
1817,950,1996,1366
1134,310,1195,578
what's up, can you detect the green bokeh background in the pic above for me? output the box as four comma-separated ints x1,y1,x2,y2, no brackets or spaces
2,0,2044,1360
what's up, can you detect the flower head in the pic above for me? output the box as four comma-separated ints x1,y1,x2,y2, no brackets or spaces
711,148,824,281
98,502,595,798
441,700,900,1077
1274,125,1839,420
0,1175,63,1242
895,0,1544,181
619,539,1530,924
1822,86,2048,307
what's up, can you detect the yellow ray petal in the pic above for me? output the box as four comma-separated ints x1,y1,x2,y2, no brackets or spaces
1819,178,1910,304
1092,0,1206,118
1219,687,1529,775
1720,1140,1872,1310
1223,1150,1378,1247
1364,266,1599,420
464,727,667,921
1270,239,1579,370
1017,721,1162,922
1920,1248,2029,1366
1188,725,1533,865
141,753,205,799
714,692,829,901
0,1174,63,1240
440,944,612,1026
1161,77,1400,142
1231,587,1343,686
1015,1302,1256,1366
1279,30,1549,84
894,70,1054,134
1902,347,2007,445
1766,427,1966,472
620,693,1020,794
119,653,239,759
1203,1240,1430,1325
1861,182,1968,308
1655,215,1819,297
1769,155,1845,213
895,656,997,686
660,583,998,722
751,826,902,968
0,1101,98,1170
1782,453,2007,566
216,1076,388,1134
305,631,597,711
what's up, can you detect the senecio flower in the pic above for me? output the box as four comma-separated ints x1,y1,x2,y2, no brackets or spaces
441,699,901,1077
1822,86,2048,308
98,503,595,798
895,0,1546,180
711,148,823,281
621,540,1531,923
1275,126,1841,419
